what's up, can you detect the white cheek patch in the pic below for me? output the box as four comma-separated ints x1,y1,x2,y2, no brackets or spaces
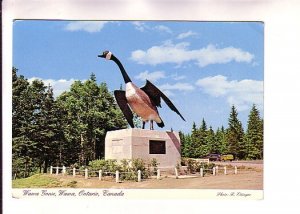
106,52,112,60
125,83,136,97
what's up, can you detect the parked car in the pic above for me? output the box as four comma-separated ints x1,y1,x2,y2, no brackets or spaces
221,154,234,161
206,154,221,161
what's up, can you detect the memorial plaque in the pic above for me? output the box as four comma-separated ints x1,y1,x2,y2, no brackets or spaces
149,140,166,154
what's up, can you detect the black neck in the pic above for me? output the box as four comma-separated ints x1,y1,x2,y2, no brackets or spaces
111,55,131,84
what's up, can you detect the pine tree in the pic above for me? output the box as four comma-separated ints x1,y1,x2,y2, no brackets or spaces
183,134,193,158
215,126,229,154
244,105,264,159
198,118,209,157
206,126,216,154
12,68,37,177
190,119,209,158
227,105,244,159
190,122,199,158
55,91,81,166
179,131,187,157
37,85,63,172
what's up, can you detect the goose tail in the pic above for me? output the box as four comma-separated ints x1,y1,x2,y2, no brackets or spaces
156,118,165,128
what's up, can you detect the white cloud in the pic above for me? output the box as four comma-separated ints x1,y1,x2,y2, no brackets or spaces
132,21,148,32
195,75,232,96
154,25,172,33
134,70,166,82
162,90,175,97
132,22,172,34
135,70,187,84
65,21,108,33
28,77,84,97
155,82,195,97
131,41,254,67
171,74,186,81
196,75,263,111
159,82,195,92
177,30,197,39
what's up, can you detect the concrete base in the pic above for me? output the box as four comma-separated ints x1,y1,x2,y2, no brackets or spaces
105,128,181,168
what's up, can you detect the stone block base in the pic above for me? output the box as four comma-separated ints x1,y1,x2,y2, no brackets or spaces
105,128,181,168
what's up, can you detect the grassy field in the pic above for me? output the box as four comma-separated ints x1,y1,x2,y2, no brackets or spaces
12,174,78,188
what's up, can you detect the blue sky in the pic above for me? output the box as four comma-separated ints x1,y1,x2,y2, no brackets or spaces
13,21,263,133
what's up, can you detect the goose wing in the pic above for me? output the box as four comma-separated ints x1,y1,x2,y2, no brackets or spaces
141,80,185,121
114,90,134,128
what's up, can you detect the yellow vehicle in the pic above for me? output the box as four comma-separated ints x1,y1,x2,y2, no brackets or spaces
221,154,234,161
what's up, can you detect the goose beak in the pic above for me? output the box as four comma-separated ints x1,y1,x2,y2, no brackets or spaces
98,54,105,58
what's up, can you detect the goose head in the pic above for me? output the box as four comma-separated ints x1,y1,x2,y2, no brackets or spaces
98,50,113,60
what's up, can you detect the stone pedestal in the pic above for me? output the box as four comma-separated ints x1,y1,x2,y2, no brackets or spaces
105,128,181,168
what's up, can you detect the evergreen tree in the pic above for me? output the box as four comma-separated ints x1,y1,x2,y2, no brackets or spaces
179,131,186,157
35,85,63,172
13,69,128,177
179,131,192,158
12,68,36,177
227,105,244,159
56,74,127,165
244,105,264,159
260,119,264,158
190,119,209,158
184,134,192,158
198,118,209,157
206,126,217,154
190,122,199,158
55,91,81,166
215,126,229,154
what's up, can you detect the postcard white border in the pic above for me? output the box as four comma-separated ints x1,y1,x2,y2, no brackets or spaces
11,188,263,200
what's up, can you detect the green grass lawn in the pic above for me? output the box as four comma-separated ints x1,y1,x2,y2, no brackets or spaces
12,174,63,188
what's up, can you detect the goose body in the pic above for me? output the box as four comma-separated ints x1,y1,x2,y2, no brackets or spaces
125,82,162,124
98,51,185,130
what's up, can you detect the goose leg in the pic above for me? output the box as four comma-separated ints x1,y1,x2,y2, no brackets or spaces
142,121,145,129
150,120,154,130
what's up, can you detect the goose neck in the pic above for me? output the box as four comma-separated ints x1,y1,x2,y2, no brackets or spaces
111,55,131,83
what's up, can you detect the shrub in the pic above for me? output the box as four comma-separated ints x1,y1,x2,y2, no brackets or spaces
70,163,79,169
186,158,200,173
132,158,149,179
78,165,86,176
87,158,149,181
120,159,131,172
200,162,216,175
150,158,159,168
148,158,159,176
119,159,136,181
181,158,216,174
106,159,120,172
88,159,120,177
181,157,188,166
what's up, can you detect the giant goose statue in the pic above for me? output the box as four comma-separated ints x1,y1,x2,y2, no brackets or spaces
98,51,185,130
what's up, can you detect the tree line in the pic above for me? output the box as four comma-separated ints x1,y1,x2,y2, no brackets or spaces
12,67,263,178
179,105,263,160
12,68,127,178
